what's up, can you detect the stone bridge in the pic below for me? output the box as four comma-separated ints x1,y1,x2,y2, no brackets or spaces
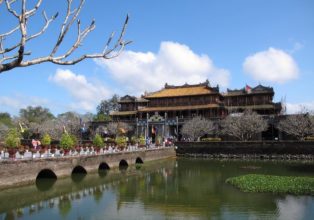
0,147,175,189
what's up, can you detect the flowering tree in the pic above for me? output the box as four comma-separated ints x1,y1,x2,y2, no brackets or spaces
0,0,130,73
181,116,215,141
220,110,268,141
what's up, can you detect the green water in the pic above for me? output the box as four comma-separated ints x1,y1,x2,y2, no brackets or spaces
1,158,314,220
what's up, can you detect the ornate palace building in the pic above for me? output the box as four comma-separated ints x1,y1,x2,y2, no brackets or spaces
105,80,282,140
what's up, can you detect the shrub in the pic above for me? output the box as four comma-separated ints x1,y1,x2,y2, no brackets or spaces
305,136,314,141
41,133,51,146
5,128,21,148
93,134,104,148
201,137,221,142
156,135,162,145
131,136,138,144
115,136,127,147
70,134,78,146
60,133,74,150
139,136,146,145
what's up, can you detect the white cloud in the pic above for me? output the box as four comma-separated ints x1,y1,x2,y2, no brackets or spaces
243,47,299,83
0,95,50,115
286,102,314,114
290,42,304,54
49,69,111,112
95,41,230,95
277,196,307,220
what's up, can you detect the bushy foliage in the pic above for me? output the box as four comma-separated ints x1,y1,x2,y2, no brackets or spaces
19,106,54,124
41,133,51,146
70,134,78,146
131,136,138,144
5,128,21,148
115,136,127,147
93,134,104,148
201,137,221,141
139,136,146,145
60,133,74,150
96,94,120,115
93,114,112,122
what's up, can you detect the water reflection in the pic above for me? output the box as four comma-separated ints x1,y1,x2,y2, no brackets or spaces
0,159,314,219
71,173,87,183
35,179,56,192
98,170,108,178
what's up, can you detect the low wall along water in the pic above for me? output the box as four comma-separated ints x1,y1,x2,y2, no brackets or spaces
175,141,314,159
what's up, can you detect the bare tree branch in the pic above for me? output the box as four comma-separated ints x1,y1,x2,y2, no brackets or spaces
5,0,19,18
0,0,130,73
220,110,268,141
181,116,215,141
0,25,19,38
277,114,314,140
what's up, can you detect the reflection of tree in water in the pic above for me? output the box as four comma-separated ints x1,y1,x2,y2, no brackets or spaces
93,186,104,203
4,211,15,220
58,195,72,218
115,159,283,218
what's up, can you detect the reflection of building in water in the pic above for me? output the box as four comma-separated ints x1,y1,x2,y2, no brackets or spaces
0,184,109,219
92,80,281,141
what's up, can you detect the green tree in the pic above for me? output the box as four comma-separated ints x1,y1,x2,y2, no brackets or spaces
60,133,74,150
5,128,21,148
96,94,120,116
41,133,51,146
19,106,55,125
93,134,104,148
115,136,127,147
0,112,13,127
93,114,112,122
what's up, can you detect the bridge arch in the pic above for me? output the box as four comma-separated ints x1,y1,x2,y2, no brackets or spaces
99,162,110,171
36,169,57,180
72,165,87,174
119,159,128,170
135,157,144,164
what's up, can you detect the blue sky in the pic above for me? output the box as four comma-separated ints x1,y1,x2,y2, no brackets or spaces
0,0,313,115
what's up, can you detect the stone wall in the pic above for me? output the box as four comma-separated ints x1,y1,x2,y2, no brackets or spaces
0,147,175,189
175,141,314,159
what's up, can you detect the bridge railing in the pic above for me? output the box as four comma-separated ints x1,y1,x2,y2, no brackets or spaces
0,144,173,161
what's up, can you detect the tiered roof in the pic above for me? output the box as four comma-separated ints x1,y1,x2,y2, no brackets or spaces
119,95,149,103
144,80,220,98
225,85,274,96
138,104,220,112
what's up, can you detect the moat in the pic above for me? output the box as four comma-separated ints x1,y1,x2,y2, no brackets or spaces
1,158,314,220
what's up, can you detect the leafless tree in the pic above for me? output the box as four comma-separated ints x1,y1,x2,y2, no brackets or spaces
0,123,9,142
0,0,130,73
107,122,131,137
95,125,106,135
277,113,314,140
181,116,215,141
220,110,268,141
39,119,64,140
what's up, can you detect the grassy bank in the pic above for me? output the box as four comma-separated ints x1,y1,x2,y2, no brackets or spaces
226,174,314,195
